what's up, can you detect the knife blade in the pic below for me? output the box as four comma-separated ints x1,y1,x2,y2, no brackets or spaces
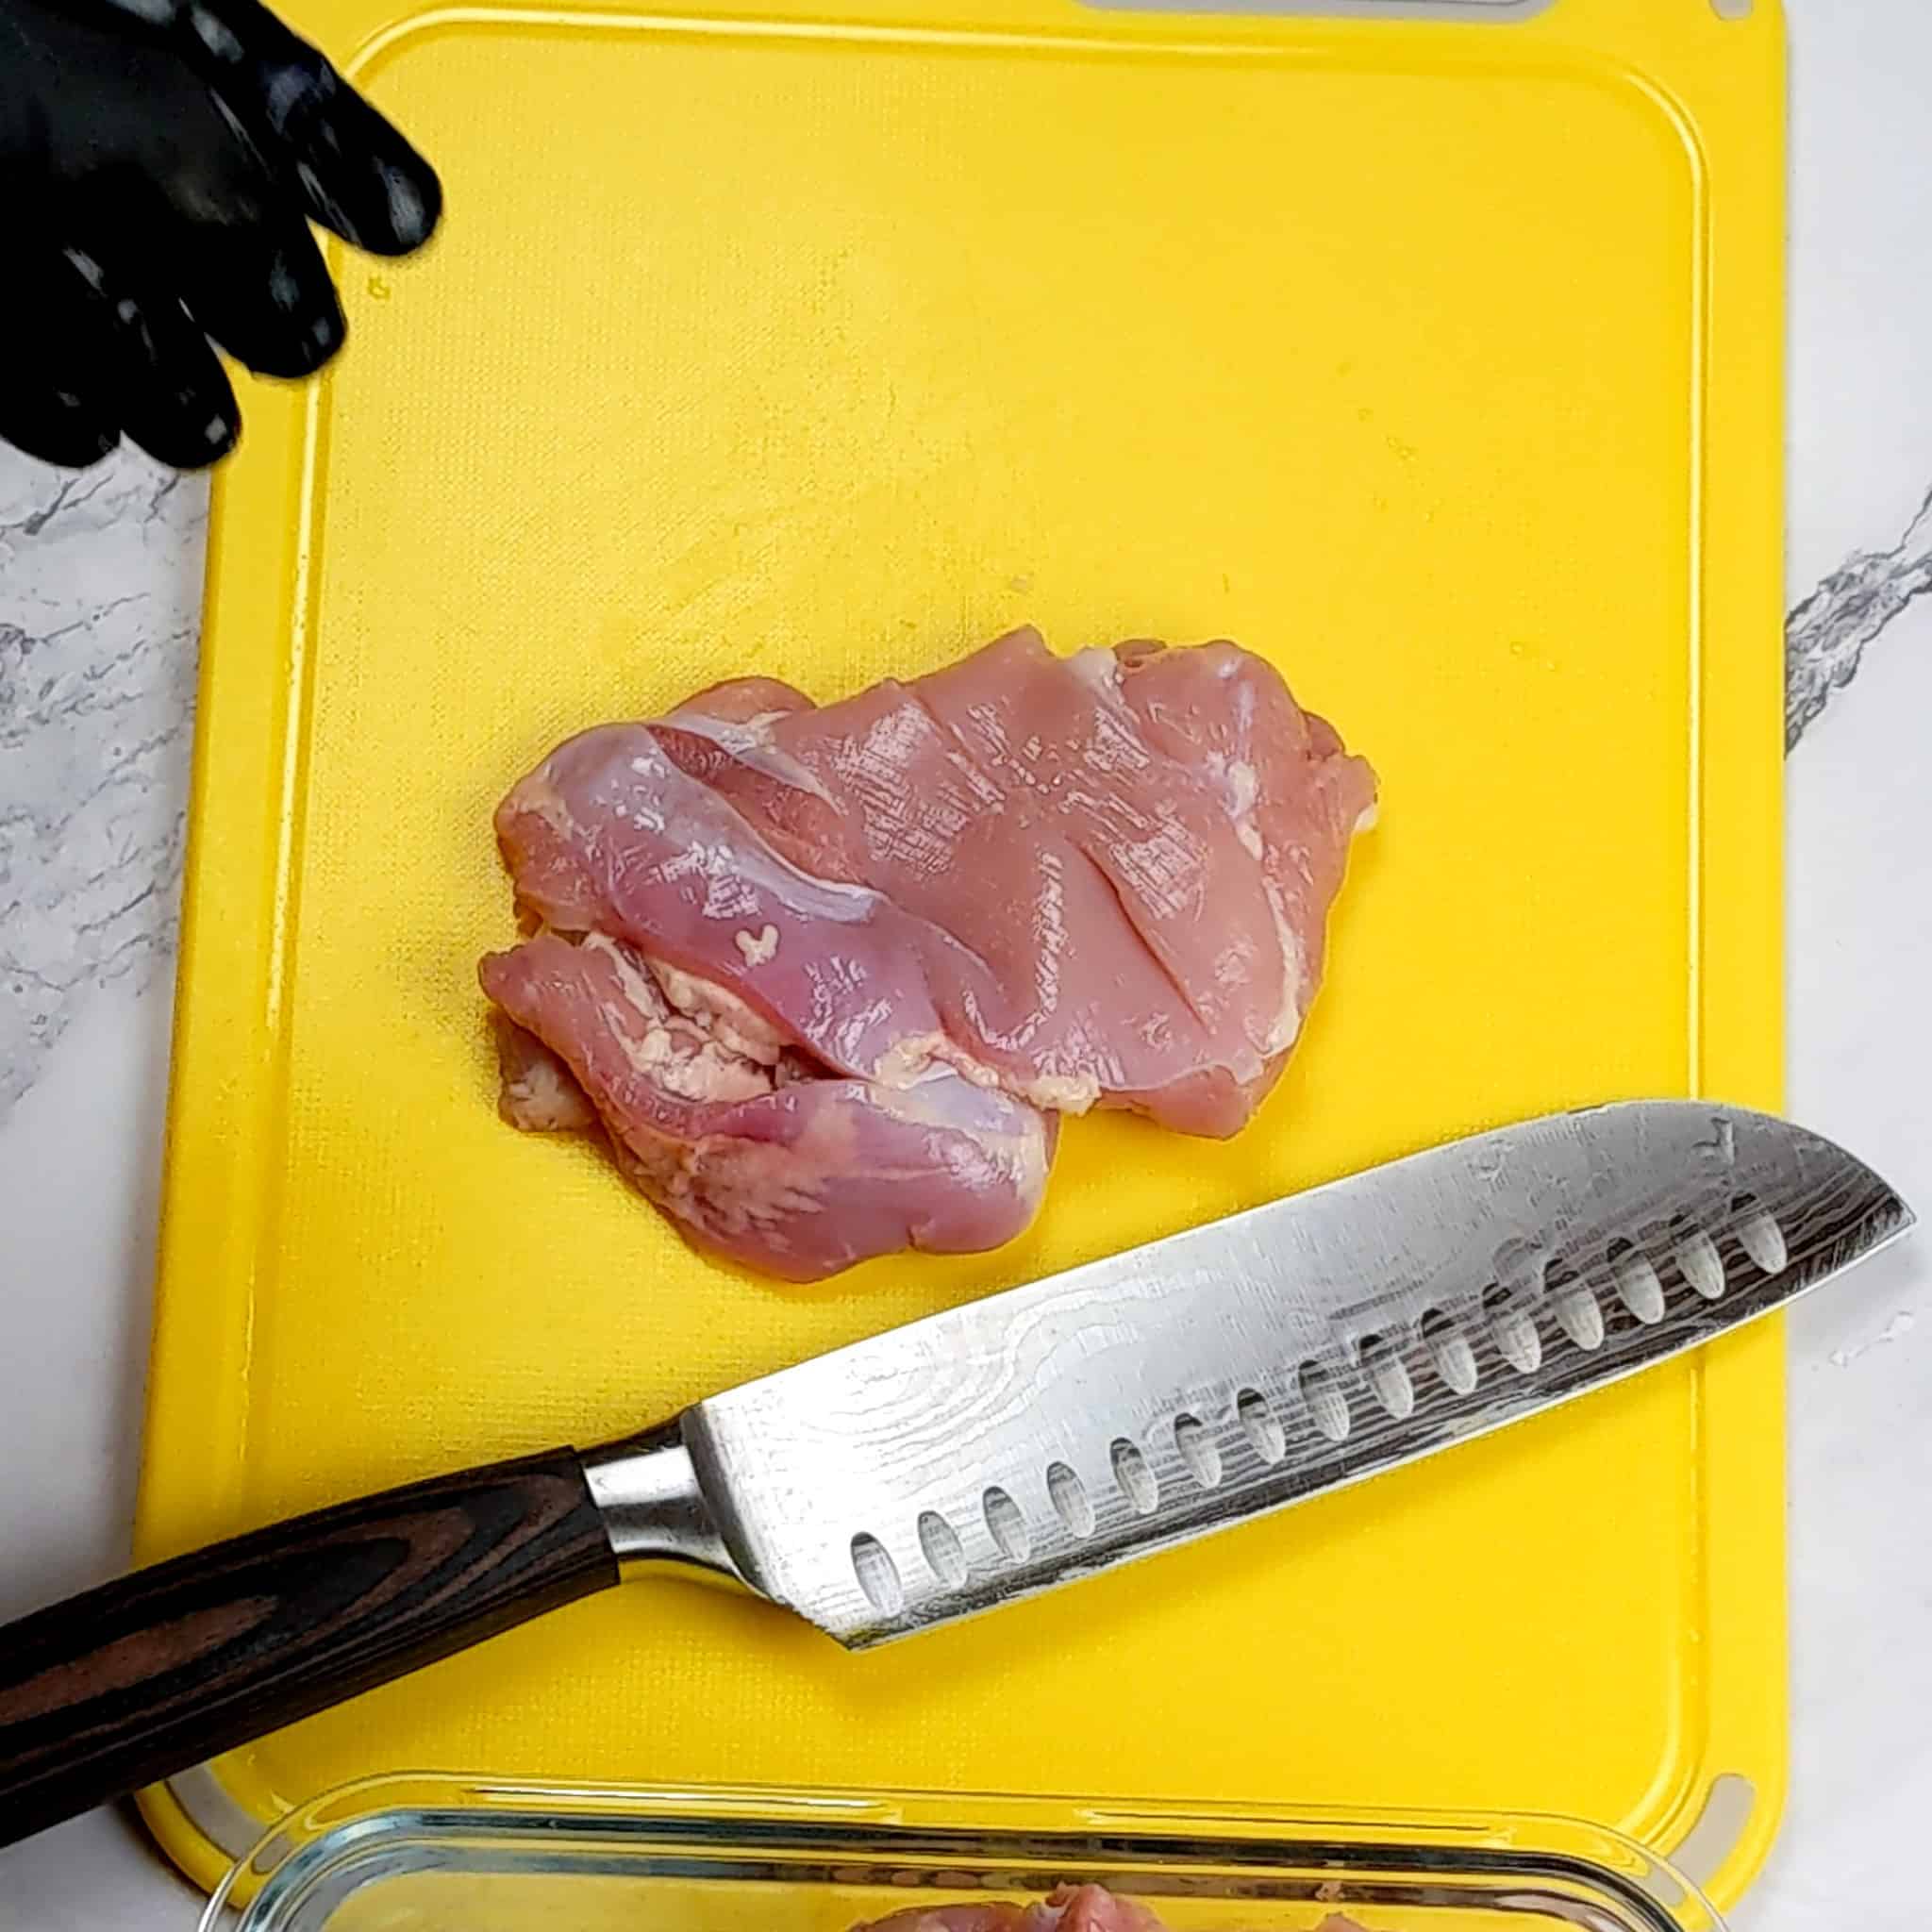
646,1097,1913,1643
0,1101,1910,1846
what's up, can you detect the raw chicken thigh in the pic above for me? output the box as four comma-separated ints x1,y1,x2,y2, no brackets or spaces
480,627,1374,1279
853,1889,1371,1932
854,1885,1170,1932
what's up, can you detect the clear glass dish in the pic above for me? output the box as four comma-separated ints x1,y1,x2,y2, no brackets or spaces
203,1776,1729,1932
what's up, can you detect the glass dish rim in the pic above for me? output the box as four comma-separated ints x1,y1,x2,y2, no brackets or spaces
204,1772,1731,1932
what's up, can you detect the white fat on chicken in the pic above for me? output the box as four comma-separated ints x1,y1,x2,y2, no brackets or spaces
645,955,789,1066
588,934,775,1102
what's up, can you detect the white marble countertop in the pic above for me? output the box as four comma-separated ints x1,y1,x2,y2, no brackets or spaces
5,3,1932,1924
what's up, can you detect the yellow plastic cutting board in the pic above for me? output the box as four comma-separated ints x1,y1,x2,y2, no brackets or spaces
137,0,1785,1906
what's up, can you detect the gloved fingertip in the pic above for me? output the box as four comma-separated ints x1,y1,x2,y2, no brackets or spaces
69,418,126,467
288,85,443,257
329,155,442,258
182,389,242,465
30,425,124,470
198,406,241,463
0,396,123,471
128,401,239,471
383,158,441,254
247,294,344,379
303,299,346,372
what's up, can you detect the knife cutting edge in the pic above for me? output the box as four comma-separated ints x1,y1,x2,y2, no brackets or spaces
0,1100,1911,1847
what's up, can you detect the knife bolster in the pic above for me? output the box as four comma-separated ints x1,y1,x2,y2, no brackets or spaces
581,1417,746,1585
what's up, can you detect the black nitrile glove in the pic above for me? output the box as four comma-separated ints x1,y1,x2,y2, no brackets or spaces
0,0,441,470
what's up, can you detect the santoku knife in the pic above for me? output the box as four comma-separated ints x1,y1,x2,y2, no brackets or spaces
0,1100,1911,1846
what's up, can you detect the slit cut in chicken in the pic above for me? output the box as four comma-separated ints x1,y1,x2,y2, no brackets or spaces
479,627,1374,1280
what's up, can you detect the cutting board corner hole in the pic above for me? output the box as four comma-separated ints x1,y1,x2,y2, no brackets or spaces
1669,1771,1760,1890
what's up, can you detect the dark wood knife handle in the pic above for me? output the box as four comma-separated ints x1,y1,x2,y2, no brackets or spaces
0,1447,618,1848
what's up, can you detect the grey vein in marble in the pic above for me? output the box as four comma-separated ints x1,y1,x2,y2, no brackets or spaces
1787,481,1932,749
0,451,208,1122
